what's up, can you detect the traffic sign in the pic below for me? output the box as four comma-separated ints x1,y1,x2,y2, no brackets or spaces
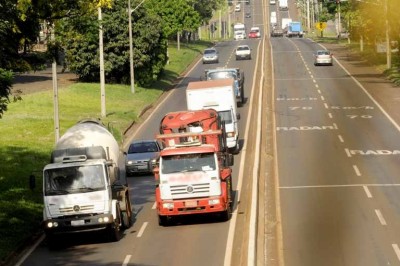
315,22,327,30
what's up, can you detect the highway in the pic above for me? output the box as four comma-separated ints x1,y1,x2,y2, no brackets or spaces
271,1,400,265
19,0,267,265
17,0,400,265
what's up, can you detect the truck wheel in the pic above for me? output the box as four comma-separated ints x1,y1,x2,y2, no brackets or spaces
107,205,122,242
121,197,133,229
220,177,233,222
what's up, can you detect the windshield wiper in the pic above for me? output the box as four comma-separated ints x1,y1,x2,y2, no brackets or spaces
46,189,70,195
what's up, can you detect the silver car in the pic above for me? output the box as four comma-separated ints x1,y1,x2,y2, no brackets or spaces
314,50,333,66
126,140,161,175
202,48,219,64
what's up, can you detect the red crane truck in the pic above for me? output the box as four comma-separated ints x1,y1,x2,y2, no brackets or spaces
153,109,234,226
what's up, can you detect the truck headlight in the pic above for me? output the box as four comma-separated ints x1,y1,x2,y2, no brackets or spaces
209,199,220,205
162,203,174,209
127,161,133,165
46,221,58,228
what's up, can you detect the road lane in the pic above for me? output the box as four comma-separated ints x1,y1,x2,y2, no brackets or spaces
272,36,400,265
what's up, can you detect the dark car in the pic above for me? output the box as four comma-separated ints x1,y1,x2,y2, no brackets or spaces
126,140,161,175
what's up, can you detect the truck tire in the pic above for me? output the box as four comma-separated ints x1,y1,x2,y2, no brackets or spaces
220,177,233,222
241,88,245,105
107,205,122,242
121,197,133,229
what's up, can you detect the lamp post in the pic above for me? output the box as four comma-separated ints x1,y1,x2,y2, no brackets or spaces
128,0,134,93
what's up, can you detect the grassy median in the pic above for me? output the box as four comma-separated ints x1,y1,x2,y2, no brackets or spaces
0,40,211,263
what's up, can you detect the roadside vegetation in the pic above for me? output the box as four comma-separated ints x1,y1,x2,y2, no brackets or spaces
0,40,211,264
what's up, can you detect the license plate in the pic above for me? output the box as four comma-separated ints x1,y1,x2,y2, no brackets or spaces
185,201,197,208
71,220,84,226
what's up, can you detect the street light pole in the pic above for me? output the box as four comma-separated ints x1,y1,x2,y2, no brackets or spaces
128,0,135,93
384,0,391,69
98,7,106,118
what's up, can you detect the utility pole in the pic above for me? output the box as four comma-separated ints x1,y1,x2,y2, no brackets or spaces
51,24,60,143
384,0,391,69
128,0,135,93
98,7,106,118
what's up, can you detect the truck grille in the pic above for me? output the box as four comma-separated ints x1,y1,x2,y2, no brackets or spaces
170,183,210,196
59,205,94,213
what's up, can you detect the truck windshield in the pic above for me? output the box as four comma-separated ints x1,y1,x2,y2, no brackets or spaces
44,164,106,195
207,71,237,80
161,153,216,174
218,110,233,124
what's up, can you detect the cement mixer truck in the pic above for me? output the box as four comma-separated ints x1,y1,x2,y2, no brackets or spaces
41,119,132,244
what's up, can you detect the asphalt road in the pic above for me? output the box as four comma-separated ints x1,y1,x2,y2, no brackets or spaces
270,10,400,266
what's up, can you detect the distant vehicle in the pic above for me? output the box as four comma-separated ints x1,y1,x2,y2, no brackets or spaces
282,18,292,34
271,27,284,37
235,3,241,12
287,21,303,37
233,23,246,40
314,50,333,66
248,31,258,39
245,0,250,4
245,12,251,18
250,26,261,38
279,0,288,10
270,12,277,24
126,140,161,175
270,0,276,4
202,48,219,64
235,45,251,60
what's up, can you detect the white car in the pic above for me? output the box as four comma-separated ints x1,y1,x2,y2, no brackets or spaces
235,45,251,60
234,32,245,40
235,3,241,12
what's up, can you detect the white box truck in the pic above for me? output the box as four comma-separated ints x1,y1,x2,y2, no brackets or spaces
41,119,132,245
186,79,240,153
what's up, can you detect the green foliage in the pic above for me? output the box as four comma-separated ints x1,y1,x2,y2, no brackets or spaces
57,0,167,86
0,69,16,118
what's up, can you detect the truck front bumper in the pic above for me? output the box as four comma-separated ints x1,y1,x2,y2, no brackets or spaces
157,196,228,216
43,213,114,235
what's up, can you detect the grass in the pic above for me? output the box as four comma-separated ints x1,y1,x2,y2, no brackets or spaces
0,40,212,263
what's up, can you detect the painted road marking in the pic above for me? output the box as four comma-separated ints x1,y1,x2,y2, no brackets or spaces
392,244,400,261
137,222,148,237
345,148,352,157
328,113,333,119
349,150,400,155
280,184,400,189
324,103,329,109
363,186,372,198
375,209,387,225
276,125,337,131
122,255,132,266
353,165,361,176
338,135,344,143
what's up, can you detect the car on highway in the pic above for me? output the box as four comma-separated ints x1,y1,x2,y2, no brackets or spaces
314,50,333,66
235,45,251,60
235,3,241,12
126,140,161,175
245,12,251,18
248,30,258,39
234,31,245,40
250,27,261,38
202,48,219,64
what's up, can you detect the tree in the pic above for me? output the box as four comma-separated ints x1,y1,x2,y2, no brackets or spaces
57,0,167,86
